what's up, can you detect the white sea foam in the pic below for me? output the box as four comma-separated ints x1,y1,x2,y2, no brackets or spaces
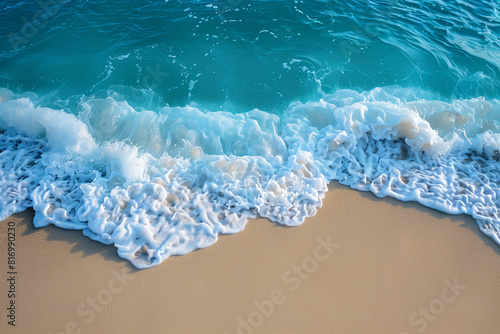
0,86,499,268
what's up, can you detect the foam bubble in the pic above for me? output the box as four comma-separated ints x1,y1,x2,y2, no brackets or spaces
0,87,499,268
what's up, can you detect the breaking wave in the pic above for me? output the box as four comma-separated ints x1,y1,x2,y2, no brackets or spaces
1,86,499,268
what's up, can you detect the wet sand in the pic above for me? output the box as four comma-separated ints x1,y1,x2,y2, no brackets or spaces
1,182,500,334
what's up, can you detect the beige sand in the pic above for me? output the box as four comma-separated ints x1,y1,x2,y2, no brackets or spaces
1,183,500,334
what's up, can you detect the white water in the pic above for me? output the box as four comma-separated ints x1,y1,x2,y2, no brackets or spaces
0,86,499,268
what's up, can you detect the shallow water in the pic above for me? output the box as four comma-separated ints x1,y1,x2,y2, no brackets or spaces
0,0,499,268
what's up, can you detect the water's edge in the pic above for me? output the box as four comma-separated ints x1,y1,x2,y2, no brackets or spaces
1,86,499,268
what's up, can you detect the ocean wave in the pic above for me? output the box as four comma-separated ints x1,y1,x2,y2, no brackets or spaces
0,86,499,268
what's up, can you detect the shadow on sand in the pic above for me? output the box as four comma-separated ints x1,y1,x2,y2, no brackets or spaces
18,208,139,272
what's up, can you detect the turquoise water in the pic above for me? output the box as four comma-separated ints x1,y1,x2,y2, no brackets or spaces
3,0,499,110
0,0,499,268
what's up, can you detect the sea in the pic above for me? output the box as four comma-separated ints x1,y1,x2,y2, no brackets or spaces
0,0,499,268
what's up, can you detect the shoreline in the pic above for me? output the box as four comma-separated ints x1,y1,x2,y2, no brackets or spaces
1,182,500,333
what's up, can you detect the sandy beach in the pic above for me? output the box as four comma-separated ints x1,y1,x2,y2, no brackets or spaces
1,182,500,334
